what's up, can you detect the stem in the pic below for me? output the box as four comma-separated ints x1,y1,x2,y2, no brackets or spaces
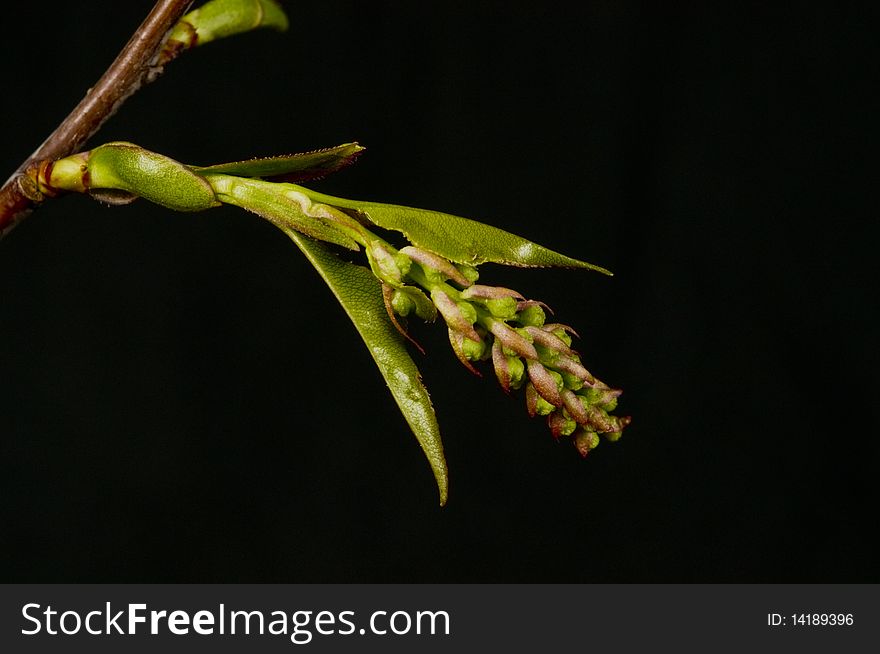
0,0,194,238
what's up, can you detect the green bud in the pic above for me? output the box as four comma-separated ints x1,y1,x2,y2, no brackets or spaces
394,253,412,277
535,395,556,416
457,300,478,325
581,386,603,405
560,371,584,391
420,265,447,287
559,414,578,437
517,304,546,327
88,142,218,212
174,0,288,48
391,289,415,316
485,296,518,320
507,356,526,390
550,327,572,347
392,286,437,321
601,397,618,412
574,430,600,457
603,430,624,442
534,343,559,367
461,336,488,361
367,242,405,287
400,287,438,321
457,263,480,283
547,369,564,393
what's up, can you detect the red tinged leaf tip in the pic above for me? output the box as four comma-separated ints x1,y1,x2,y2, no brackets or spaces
515,299,553,315
400,246,472,287
491,340,511,393
561,389,589,425
524,325,576,357
460,285,524,301
553,355,599,387
432,290,481,342
525,382,539,417
485,318,538,360
574,430,599,458
582,405,627,434
526,360,563,407
448,328,482,376
381,284,425,355
547,411,569,440
542,323,580,339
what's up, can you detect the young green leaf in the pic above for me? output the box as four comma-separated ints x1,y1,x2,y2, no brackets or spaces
297,188,612,274
285,230,449,506
206,174,362,251
191,143,365,183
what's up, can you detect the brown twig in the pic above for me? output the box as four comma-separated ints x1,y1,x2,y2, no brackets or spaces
0,0,194,238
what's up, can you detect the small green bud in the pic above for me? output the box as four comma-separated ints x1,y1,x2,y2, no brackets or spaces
420,265,446,287
535,395,556,416
534,343,560,367
582,386,621,408
485,296,518,320
391,290,415,316
457,300,478,326
548,369,564,393
457,263,480,283
461,336,488,361
560,370,584,391
559,414,578,437
603,430,624,442
517,303,546,327
574,430,600,457
550,327,573,347
367,242,405,286
175,0,288,47
400,287,437,321
394,253,412,277
507,356,526,389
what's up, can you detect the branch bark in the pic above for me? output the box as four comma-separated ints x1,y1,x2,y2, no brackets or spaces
0,0,194,238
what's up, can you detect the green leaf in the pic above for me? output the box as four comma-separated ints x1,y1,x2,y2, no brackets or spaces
206,174,362,251
298,188,612,274
285,230,449,505
191,143,365,183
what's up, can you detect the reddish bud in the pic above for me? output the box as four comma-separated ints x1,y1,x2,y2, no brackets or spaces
491,340,511,393
448,328,482,376
485,318,538,360
526,360,563,407
524,325,576,357
432,290,481,342
400,246,472,287
460,285,524,301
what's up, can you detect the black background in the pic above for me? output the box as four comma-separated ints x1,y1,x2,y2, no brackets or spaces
1,2,876,582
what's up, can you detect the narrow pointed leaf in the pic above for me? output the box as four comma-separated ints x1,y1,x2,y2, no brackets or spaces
191,143,364,182
285,231,448,505
298,188,611,274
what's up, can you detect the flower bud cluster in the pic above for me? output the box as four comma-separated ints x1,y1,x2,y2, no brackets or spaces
370,240,631,454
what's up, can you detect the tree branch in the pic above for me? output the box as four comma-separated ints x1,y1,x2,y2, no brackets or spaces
0,0,194,238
